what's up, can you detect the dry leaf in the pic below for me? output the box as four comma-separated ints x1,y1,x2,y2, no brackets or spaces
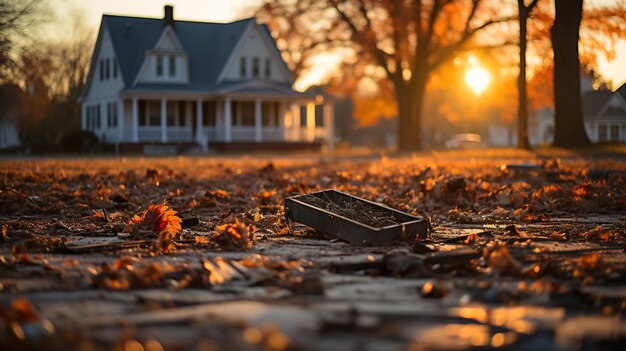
123,202,182,254
213,218,254,250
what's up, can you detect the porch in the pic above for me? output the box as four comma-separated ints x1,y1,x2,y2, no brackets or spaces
117,95,334,150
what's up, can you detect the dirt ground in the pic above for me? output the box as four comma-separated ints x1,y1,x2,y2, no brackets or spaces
1,151,625,351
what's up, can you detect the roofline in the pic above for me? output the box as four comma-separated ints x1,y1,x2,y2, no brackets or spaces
597,91,626,117
216,21,294,84
216,80,299,95
132,25,189,86
101,13,257,26
215,20,255,83
80,18,107,99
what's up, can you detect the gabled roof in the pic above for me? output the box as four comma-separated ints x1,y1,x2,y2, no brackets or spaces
616,82,626,101
601,105,626,117
582,90,612,116
104,15,254,87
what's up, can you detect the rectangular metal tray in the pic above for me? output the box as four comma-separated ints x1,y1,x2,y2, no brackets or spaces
284,189,428,245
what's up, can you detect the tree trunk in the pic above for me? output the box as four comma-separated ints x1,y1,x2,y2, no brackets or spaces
517,1,530,149
396,77,427,151
551,0,591,147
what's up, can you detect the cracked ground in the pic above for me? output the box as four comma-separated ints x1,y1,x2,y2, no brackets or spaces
1,151,626,351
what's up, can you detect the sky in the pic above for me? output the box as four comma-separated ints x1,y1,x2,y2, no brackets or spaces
54,0,626,89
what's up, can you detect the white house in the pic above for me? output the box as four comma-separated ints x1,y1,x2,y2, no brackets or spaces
81,6,334,152
530,77,626,146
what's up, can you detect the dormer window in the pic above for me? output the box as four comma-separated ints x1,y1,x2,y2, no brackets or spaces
156,55,164,76
169,55,176,76
240,57,246,77
252,57,260,78
265,58,271,78
105,58,110,79
113,59,118,78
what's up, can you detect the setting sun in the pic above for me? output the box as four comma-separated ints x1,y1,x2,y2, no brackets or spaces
465,58,491,96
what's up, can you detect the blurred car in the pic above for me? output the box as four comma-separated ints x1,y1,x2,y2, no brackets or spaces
444,133,483,149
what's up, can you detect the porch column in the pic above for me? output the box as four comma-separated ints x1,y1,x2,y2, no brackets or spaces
291,103,301,141
255,98,262,142
131,97,139,142
323,100,334,152
224,97,232,142
195,99,203,142
161,98,167,142
306,102,316,142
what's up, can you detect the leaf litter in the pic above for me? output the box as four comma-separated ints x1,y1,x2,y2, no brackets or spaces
1,156,626,350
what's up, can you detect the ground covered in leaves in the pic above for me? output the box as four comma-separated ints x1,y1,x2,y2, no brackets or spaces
1,152,625,351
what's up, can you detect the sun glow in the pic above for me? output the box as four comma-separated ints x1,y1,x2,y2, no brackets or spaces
465,57,491,96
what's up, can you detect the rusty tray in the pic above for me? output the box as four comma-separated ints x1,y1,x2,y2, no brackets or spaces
284,189,428,245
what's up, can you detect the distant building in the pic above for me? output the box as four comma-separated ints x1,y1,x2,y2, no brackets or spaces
531,77,626,145
81,5,334,152
0,84,23,150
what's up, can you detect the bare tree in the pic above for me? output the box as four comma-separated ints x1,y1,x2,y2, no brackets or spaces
258,0,514,150
551,0,590,147
14,11,94,143
0,0,46,80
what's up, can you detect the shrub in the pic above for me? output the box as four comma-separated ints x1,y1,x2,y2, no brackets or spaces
59,130,100,153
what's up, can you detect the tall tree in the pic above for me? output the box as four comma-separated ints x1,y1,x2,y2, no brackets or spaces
0,0,46,80
13,12,93,143
516,0,539,149
258,0,513,150
550,0,590,147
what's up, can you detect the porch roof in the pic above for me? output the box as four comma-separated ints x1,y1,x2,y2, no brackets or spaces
121,81,314,100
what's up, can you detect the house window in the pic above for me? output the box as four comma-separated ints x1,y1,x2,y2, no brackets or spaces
240,57,247,77
178,102,186,126
139,100,147,126
96,105,101,129
107,103,111,128
252,57,260,78
598,124,608,142
105,58,110,79
610,125,619,141
156,55,164,76
99,60,104,81
265,58,271,78
86,106,91,129
202,101,216,126
315,104,324,126
262,101,280,126
107,102,117,128
169,55,176,76
147,100,161,126
167,101,177,126
113,60,118,78
234,101,255,126
112,102,118,127
90,106,94,129
300,106,307,127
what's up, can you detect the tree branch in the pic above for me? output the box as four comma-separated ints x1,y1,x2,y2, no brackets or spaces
329,0,398,82
430,15,516,69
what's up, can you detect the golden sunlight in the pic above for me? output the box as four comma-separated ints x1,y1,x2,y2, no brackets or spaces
465,57,491,96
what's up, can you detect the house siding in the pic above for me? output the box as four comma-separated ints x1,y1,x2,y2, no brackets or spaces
83,25,125,143
222,25,290,83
